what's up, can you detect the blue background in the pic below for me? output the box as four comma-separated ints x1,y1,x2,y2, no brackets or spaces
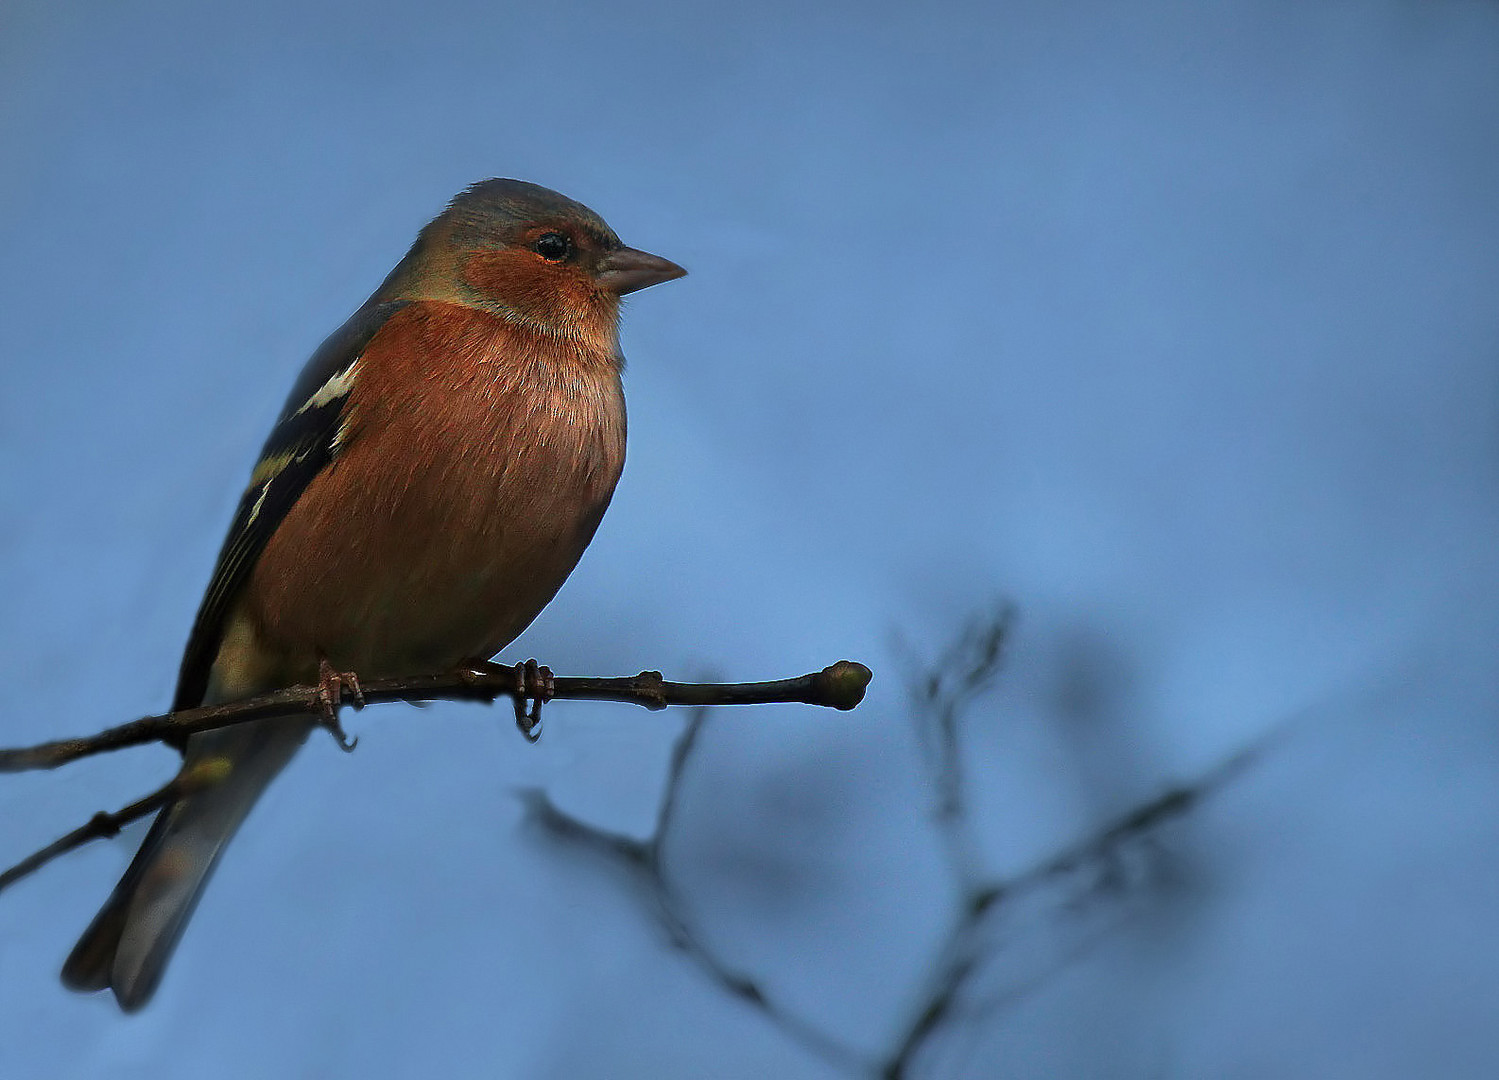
2,0,1498,1075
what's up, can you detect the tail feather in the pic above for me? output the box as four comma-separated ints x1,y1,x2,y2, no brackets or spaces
62,717,310,1011
62,809,180,998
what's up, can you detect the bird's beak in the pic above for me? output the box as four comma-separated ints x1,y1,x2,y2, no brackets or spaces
596,247,687,296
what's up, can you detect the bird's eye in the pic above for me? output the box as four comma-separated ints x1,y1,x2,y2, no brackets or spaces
533,232,573,262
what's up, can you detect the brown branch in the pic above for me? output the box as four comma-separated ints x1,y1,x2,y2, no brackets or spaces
0,758,229,895
0,660,873,774
0,662,871,902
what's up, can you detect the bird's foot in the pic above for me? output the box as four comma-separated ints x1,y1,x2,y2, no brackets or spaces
454,658,554,741
315,658,363,752
510,659,554,743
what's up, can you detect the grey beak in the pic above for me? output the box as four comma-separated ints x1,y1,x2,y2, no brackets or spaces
596,246,687,295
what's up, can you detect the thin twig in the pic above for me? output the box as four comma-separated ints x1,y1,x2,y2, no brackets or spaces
514,608,1276,1080
521,708,876,1077
0,758,228,895
0,663,872,901
880,736,1269,1078
904,604,1015,895
0,660,873,773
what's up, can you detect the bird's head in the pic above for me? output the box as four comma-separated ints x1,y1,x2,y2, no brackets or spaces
380,179,686,344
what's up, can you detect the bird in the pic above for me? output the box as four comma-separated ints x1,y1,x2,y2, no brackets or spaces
60,178,685,1011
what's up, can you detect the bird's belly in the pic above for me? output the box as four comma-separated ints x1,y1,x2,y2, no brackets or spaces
352,493,608,673
236,398,622,685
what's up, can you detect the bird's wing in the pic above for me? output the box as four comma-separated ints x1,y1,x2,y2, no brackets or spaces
172,300,411,711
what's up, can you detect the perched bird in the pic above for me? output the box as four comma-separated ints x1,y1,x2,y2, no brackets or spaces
61,179,685,1011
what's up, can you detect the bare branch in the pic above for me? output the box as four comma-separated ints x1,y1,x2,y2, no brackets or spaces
0,660,874,774
499,600,1283,1080
917,605,1013,821
0,661,871,902
900,603,1015,892
881,736,1270,1079
520,707,877,1077
0,758,229,895
509,607,1275,1079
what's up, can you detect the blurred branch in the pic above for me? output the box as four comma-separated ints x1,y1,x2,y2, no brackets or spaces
0,660,873,773
522,606,1271,1079
914,605,1013,818
883,603,1266,1077
521,705,876,1076
900,603,1016,888
882,736,1266,1079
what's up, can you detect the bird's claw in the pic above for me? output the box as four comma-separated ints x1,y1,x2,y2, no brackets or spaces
511,659,554,743
316,658,363,752
453,657,553,741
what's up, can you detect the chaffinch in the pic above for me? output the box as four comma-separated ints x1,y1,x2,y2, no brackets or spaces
61,179,686,1011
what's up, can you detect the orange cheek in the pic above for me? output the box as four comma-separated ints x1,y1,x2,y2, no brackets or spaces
463,249,599,324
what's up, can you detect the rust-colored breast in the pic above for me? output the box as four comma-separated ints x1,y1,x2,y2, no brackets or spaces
238,300,626,681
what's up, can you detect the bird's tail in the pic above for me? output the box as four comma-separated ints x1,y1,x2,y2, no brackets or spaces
61,716,310,1011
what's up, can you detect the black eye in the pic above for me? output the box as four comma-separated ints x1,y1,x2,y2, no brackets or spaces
533,232,572,262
